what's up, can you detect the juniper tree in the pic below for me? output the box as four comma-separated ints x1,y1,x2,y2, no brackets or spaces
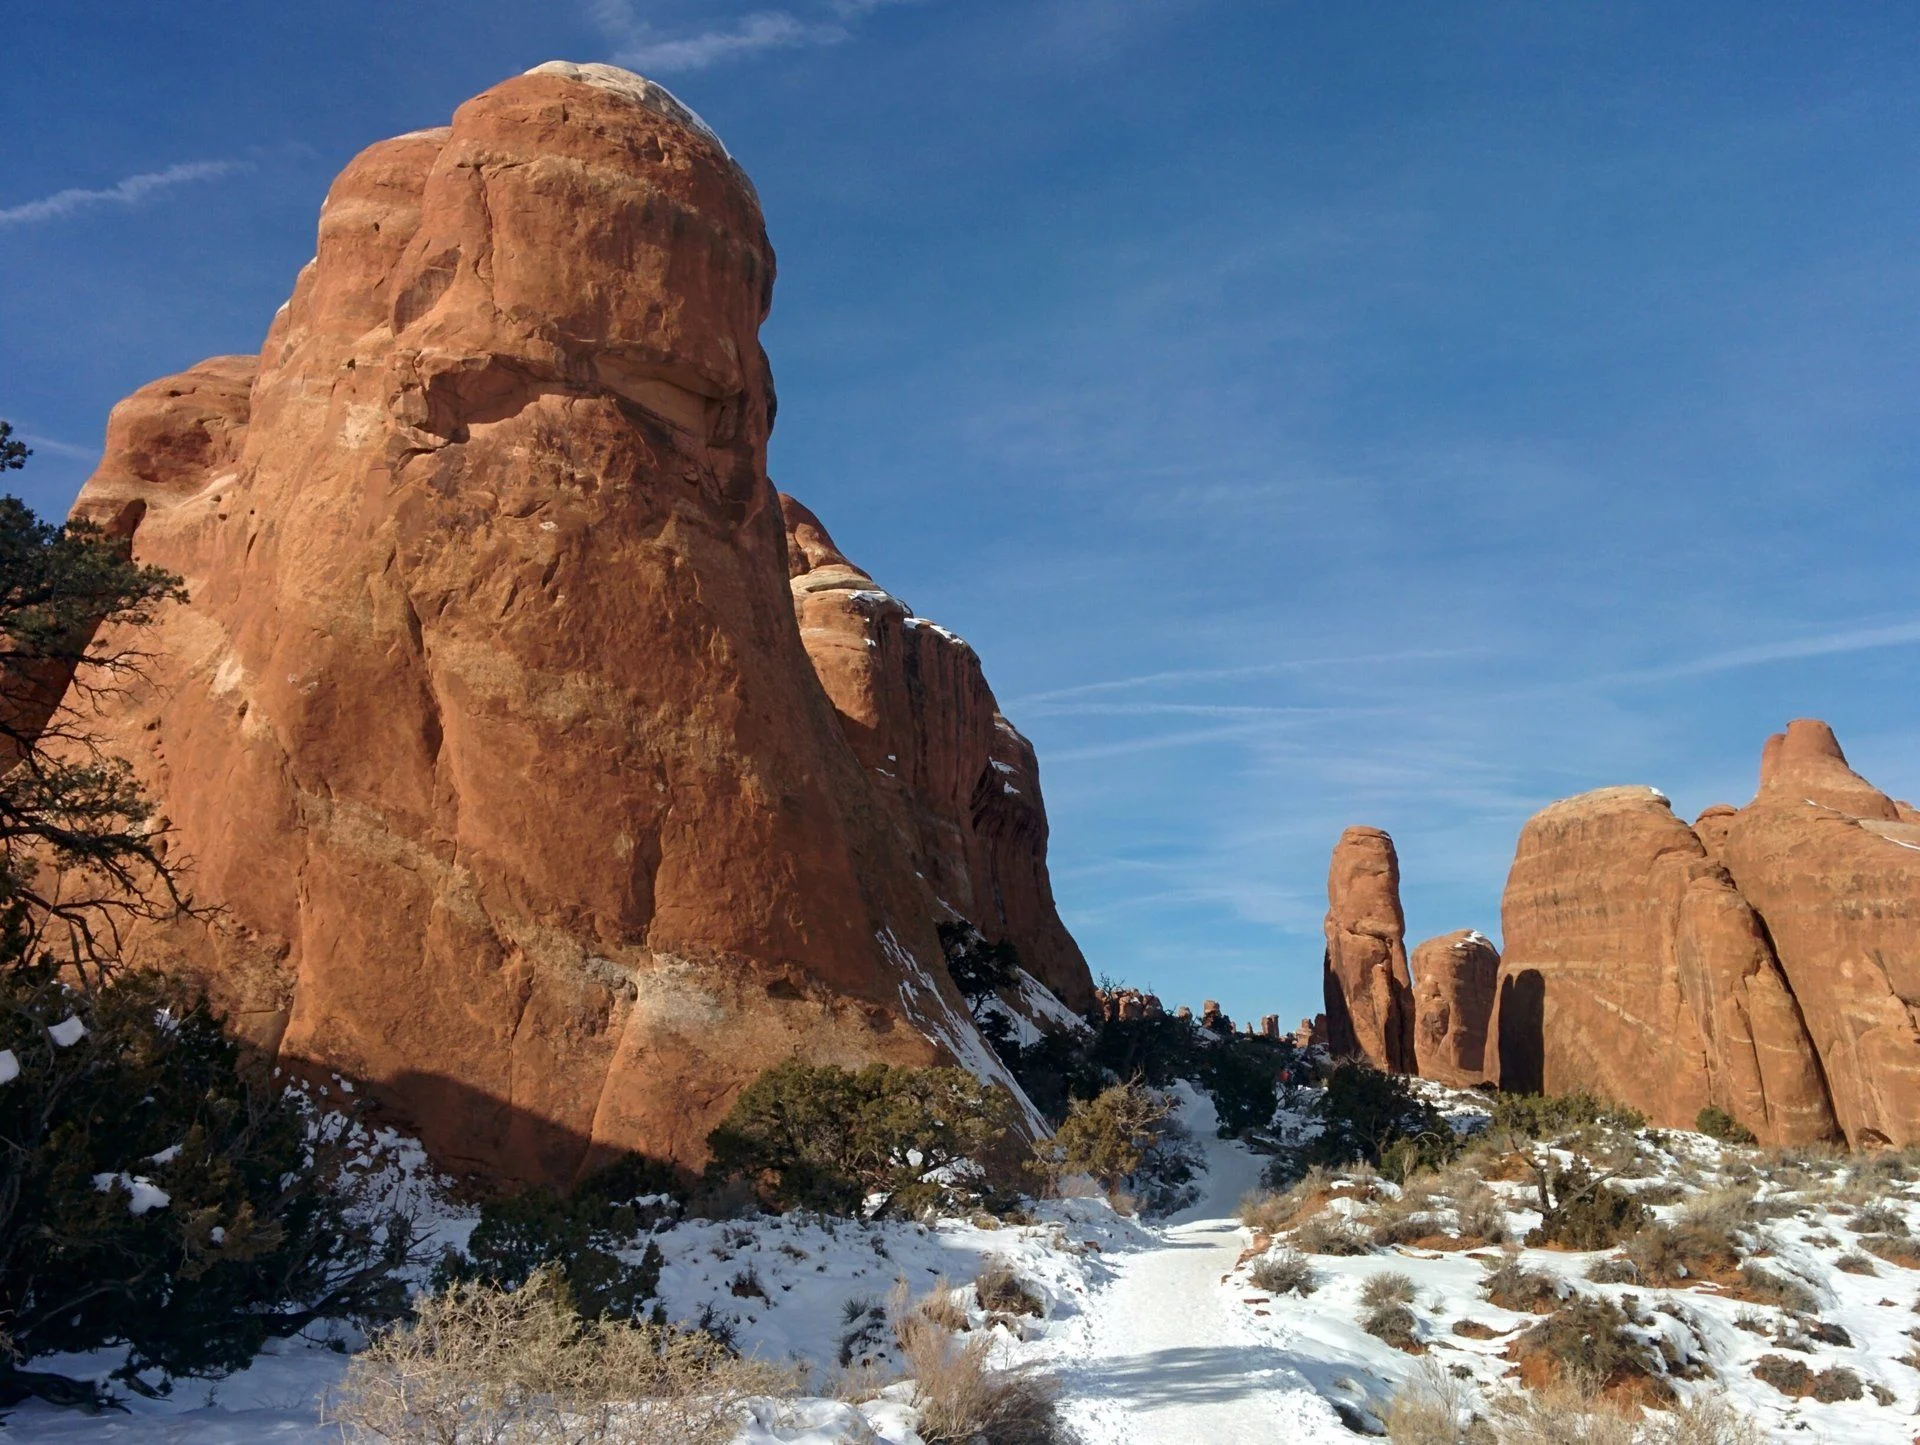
0,436,188,982
0,436,411,1409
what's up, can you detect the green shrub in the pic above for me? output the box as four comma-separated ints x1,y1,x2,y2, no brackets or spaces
1040,1081,1199,1214
1085,1014,1203,1089
1482,1253,1559,1312
1751,1353,1862,1401
706,1061,1018,1219
1362,1300,1419,1350
0,968,411,1408
1043,1080,1168,1187
1738,1262,1820,1314
1696,1106,1758,1145
1522,1159,1650,1250
997,1028,1106,1127
433,1155,676,1321
937,922,1019,1004
1489,1091,1646,1140
1197,1041,1282,1137
1305,1063,1459,1178
1518,1295,1664,1395
938,923,1024,1060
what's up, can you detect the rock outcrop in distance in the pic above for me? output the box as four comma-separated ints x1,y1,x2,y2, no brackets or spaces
1491,719,1920,1147
1318,826,1496,1082
1322,826,1416,1072
59,62,1092,1186
1410,929,1499,1088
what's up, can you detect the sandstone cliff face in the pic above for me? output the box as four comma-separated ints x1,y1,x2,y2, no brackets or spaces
1720,721,1920,1146
780,496,1092,1012
1488,719,1920,1147
1410,930,1498,1087
1322,826,1414,1071
62,63,1089,1184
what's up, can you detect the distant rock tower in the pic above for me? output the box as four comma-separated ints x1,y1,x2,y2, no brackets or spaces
1322,826,1415,1072
1409,930,1499,1087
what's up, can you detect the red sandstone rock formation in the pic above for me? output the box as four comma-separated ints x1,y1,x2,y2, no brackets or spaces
58,63,1090,1185
1719,721,1920,1146
1410,930,1498,1087
1488,720,1920,1146
1095,987,1163,1023
1322,826,1414,1071
780,495,1091,1012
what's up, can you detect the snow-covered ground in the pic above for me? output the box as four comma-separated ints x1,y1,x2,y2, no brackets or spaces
1046,1085,1382,1441
12,1083,1920,1442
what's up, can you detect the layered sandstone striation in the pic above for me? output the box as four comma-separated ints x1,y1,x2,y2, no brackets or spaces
1410,930,1498,1087
1322,826,1415,1071
1491,718,1920,1147
60,63,1090,1185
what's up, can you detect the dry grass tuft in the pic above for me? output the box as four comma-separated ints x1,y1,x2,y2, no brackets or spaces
1859,1232,1920,1268
1849,1201,1909,1236
905,1278,972,1334
1738,1261,1821,1314
1295,1211,1373,1257
1249,1249,1318,1297
329,1267,795,1445
1238,1166,1336,1234
1486,1380,1636,1445
1482,1250,1559,1314
1361,1271,1418,1308
1453,1183,1511,1245
1839,1150,1920,1204
1369,1190,1444,1247
1636,1394,1765,1445
1384,1362,1485,1445
974,1259,1044,1318
893,1284,1063,1445
827,1358,899,1404
1836,1249,1879,1275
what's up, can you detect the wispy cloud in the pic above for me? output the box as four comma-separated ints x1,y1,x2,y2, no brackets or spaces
589,0,922,73
10,433,100,462
1012,649,1483,706
1026,702,1353,719
1047,721,1283,762
0,160,247,229
1614,619,1920,684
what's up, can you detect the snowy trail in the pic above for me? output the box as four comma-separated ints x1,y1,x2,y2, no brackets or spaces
1052,1089,1356,1443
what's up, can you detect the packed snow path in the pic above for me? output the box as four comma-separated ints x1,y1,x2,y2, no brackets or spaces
1052,1089,1370,1442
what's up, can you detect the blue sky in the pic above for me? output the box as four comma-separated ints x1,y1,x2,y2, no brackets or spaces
4,2,1917,1026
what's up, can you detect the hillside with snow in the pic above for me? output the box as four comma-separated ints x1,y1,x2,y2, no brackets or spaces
11,1072,1920,1444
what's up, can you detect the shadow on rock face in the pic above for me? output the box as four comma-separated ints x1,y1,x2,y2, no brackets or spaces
1495,970,1545,1097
